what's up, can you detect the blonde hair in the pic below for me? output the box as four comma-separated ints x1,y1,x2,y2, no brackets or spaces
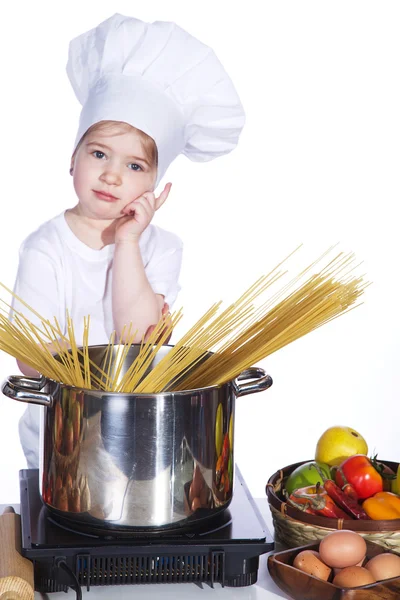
72,120,158,168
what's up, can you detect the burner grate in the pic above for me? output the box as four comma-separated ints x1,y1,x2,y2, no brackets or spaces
76,551,225,590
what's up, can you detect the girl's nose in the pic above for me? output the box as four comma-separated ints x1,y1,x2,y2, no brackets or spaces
100,165,122,185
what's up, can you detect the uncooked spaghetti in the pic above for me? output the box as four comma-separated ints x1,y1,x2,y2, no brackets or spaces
0,247,368,392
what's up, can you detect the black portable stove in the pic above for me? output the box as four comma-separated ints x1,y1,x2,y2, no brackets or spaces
19,466,274,594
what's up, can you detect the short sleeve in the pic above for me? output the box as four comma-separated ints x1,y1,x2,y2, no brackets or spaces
10,246,64,333
143,229,183,308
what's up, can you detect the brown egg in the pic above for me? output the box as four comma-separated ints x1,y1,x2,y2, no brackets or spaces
293,550,332,581
365,553,400,581
333,557,364,576
319,530,367,568
333,566,376,588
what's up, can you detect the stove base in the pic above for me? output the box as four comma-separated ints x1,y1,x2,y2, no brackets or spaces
36,551,259,592
20,467,273,592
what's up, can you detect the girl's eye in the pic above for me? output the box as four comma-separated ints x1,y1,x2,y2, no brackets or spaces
128,163,142,171
93,150,105,159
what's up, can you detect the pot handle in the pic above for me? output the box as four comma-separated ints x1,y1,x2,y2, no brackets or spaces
233,367,273,398
1,375,53,407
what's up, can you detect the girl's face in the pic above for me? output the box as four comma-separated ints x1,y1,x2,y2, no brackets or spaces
71,126,157,221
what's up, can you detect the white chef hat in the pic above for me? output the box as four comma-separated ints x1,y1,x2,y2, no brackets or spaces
67,13,245,185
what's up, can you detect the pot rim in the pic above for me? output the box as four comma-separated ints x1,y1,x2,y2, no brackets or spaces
49,343,227,397
47,378,228,397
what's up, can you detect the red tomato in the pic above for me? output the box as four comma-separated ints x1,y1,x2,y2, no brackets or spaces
335,455,383,500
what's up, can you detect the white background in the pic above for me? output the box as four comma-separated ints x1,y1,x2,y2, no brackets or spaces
0,1,399,503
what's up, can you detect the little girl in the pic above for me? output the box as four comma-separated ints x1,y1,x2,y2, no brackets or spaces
10,13,245,468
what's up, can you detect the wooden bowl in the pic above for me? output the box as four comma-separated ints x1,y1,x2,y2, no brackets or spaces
266,459,400,550
268,539,400,600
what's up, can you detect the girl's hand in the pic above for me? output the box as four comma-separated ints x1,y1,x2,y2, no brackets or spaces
115,183,172,243
144,303,173,344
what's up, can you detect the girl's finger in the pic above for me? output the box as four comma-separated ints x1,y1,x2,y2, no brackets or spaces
155,182,172,211
141,192,156,209
122,192,155,215
121,200,137,215
134,197,154,220
122,196,151,217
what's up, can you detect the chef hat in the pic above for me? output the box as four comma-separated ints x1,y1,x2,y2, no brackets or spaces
67,13,245,185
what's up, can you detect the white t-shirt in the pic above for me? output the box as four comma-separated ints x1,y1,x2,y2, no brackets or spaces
11,211,183,468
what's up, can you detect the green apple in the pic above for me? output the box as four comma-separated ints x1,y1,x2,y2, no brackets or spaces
285,461,331,495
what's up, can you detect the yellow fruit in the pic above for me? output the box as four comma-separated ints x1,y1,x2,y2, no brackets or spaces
315,426,368,467
215,403,223,455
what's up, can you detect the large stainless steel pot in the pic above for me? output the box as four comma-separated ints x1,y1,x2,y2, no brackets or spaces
2,345,272,531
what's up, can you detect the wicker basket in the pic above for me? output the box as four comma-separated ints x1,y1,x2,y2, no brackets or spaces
266,459,400,552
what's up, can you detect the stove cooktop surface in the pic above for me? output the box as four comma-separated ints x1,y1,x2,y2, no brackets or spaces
20,466,273,550
19,467,274,591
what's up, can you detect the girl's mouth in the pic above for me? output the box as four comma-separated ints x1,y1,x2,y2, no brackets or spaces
93,190,119,202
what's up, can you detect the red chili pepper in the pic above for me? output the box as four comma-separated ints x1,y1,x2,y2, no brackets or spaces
342,482,359,502
287,484,349,519
312,463,370,520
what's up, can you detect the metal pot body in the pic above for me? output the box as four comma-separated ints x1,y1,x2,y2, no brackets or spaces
2,345,272,531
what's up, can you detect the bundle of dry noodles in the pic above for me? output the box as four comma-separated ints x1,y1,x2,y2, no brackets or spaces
0,247,368,393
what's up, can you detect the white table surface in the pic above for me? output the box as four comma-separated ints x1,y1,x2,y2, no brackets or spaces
1,499,291,600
